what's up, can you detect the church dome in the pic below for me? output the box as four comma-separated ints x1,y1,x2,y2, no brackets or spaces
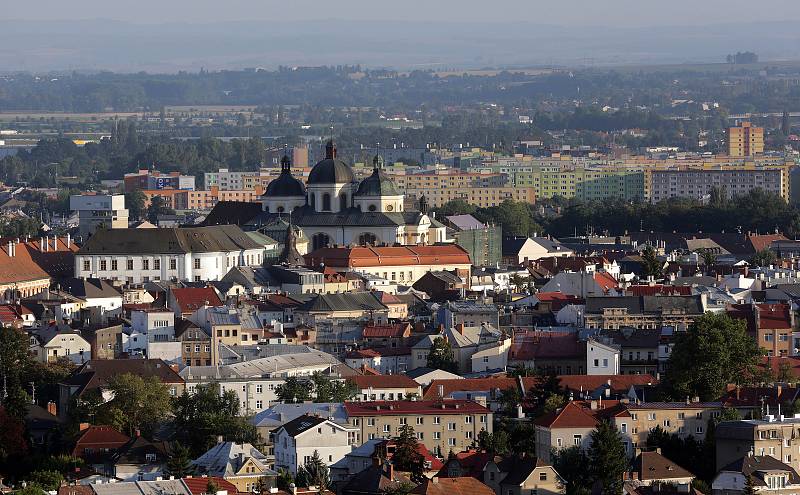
307,140,355,185
264,155,306,197
355,155,400,197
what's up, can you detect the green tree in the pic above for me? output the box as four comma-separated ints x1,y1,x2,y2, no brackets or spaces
744,475,757,495
749,249,778,268
104,373,172,437
393,425,425,482
507,421,537,458
0,328,35,418
641,245,663,279
173,383,259,457
146,195,174,223
28,470,63,491
125,190,147,222
588,421,627,495
165,444,195,478
276,469,294,490
697,248,718,269
553,446,591,495
379,481,416,495
777,360,794,383
13,484,46,495
664,313,764,401
313,373,359,403
476,428,509,455
206,480,220,495
303,450,331,490
275,377,312,403
426,336,458,373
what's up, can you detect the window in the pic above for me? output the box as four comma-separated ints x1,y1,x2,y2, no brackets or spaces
648,413,656,421
100,260,107,271
434,416,441,425
621,423,627,433
256,385,263,393
142,259,149,270
322,193,331,211
448,438,456,446
465,416,473,424
540,472,547,481
573,434,582,446
416,417,424,425
695,426,704,434
194,258,201,269
170,259,177,270
111,259,118,270
154,259,160,270
448,422,456,431
400,418,407,425
127,259,134,270
368,418,375,426
255,400,263,409
83,260,90,271
465,431,473,439
433,432,441,440
383,424,390,433
677,412,685,420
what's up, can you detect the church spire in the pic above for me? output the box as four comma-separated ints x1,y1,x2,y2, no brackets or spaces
325,139,337,159
281,153,291,173
279,223,305,267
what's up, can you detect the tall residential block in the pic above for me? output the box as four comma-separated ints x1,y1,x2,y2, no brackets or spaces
729,122,764,157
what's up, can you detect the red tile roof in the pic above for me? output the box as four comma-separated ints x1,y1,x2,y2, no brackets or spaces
171,287,223,314
72,425,130,457
0,241,51,285
727,303,793,331
423,378,518,401
182,477,238,495
523,374,657,394
411,477,494,495
305,245,472,269
748,234,787,253
720,384,797,408
594,271,619,291
533,400,628,429
509,331,582,361
0,304,24,326
345,347,412,359
348,375,421,390
363,324,411,338
344,400,489,417
437,450,495,479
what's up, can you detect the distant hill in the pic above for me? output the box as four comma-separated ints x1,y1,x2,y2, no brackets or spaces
1,19,799,73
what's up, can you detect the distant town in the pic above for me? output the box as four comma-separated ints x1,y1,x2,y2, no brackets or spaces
2,59,800,495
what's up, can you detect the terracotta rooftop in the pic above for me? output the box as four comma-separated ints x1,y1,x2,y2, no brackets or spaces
411,477,494,495
423,377,517,401
171,287,223,314
344,400,489,416
305,245,471,269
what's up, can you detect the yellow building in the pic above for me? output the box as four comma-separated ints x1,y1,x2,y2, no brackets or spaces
729,121,764,157
404,186,536,208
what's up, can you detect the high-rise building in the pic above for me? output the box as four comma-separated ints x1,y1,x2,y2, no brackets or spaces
728,121,764,157
70,194,129,237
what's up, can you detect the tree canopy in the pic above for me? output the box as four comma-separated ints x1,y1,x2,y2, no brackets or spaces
663,313,764,401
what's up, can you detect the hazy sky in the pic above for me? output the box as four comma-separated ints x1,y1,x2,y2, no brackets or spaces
6,0,800,26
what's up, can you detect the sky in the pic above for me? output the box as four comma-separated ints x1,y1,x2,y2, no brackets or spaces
6,0,800,26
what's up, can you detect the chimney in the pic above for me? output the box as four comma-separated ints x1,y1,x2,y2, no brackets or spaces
385,462,394,480
66,233,71,249
47,401,57,416
41,237,47,252
455,323,464,334
6,241,12,258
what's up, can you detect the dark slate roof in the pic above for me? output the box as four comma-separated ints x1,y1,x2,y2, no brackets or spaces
60,278,121,299
309,141,355,184
112,436,171,465
502,237,529,256
495,456,549,485
79,225,262,255
297,292,388,313
355,168,400,197
202,201,264,227
584,295,703,315
342,464,411,495
265,170,306,197
599,327,663,348
273,414,327,437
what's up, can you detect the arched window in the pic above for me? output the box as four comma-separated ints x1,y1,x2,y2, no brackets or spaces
339,193,348,211
359,232,378,246
312,233,331,251
368,204,377,212
310,194,316,209
277,206,285,213
322,193,331,211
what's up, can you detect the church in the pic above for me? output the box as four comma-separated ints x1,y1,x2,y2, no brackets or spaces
204,140,449,251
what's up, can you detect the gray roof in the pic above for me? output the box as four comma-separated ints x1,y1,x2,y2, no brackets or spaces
598,327,663,348
60,278,121,299
445,214,485,231
192,441,273,478
217,343,315,365
355,167,401,197
79,225,262,255
274,414,328,437
296,292,387,313
308,141,355,184
584,295,703,315
252,402,349,428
